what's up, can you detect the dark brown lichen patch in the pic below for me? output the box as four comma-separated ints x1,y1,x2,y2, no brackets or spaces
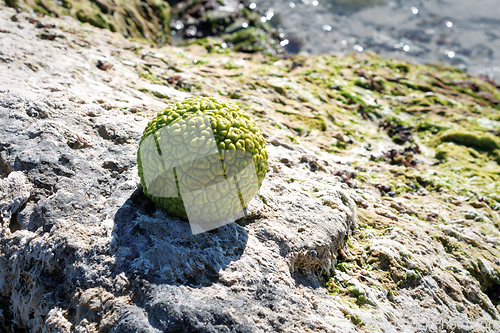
0,157,13,178
379,119,413,144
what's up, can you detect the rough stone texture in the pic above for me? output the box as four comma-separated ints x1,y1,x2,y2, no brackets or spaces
0,172,33,229
0,4,499,333
0,86,357,332
0,7,357,333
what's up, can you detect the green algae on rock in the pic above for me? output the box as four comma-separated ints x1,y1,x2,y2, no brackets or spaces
137,97,268,232
7,0,171,45
2,6,500,331
183,16,286,56
438,131,500,153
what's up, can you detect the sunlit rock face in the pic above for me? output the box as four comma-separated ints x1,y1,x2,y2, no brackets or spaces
0,4,500,333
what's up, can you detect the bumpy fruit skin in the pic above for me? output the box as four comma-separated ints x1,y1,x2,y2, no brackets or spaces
137,96,268,220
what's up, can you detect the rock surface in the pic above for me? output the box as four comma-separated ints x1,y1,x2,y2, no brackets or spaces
0,3,500,333
6,0,171,45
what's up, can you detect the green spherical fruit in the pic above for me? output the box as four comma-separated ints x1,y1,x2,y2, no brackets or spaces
137,96,268,223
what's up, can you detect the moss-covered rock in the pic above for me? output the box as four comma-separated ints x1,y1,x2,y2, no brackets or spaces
438,131,500,152
2,7,500,331
7,0,171,45
173,0,286,56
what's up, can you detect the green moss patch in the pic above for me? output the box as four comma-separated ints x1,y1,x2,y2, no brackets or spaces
8,0,171,45
438,131,500,154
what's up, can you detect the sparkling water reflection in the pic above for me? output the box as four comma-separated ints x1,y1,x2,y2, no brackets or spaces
251,0,500,81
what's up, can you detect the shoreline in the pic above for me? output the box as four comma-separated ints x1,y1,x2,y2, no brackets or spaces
250,0,500,82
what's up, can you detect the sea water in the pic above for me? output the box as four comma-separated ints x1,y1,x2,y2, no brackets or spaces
252,0,500,81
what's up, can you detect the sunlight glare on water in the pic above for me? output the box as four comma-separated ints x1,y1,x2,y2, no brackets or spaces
249,0,500,81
